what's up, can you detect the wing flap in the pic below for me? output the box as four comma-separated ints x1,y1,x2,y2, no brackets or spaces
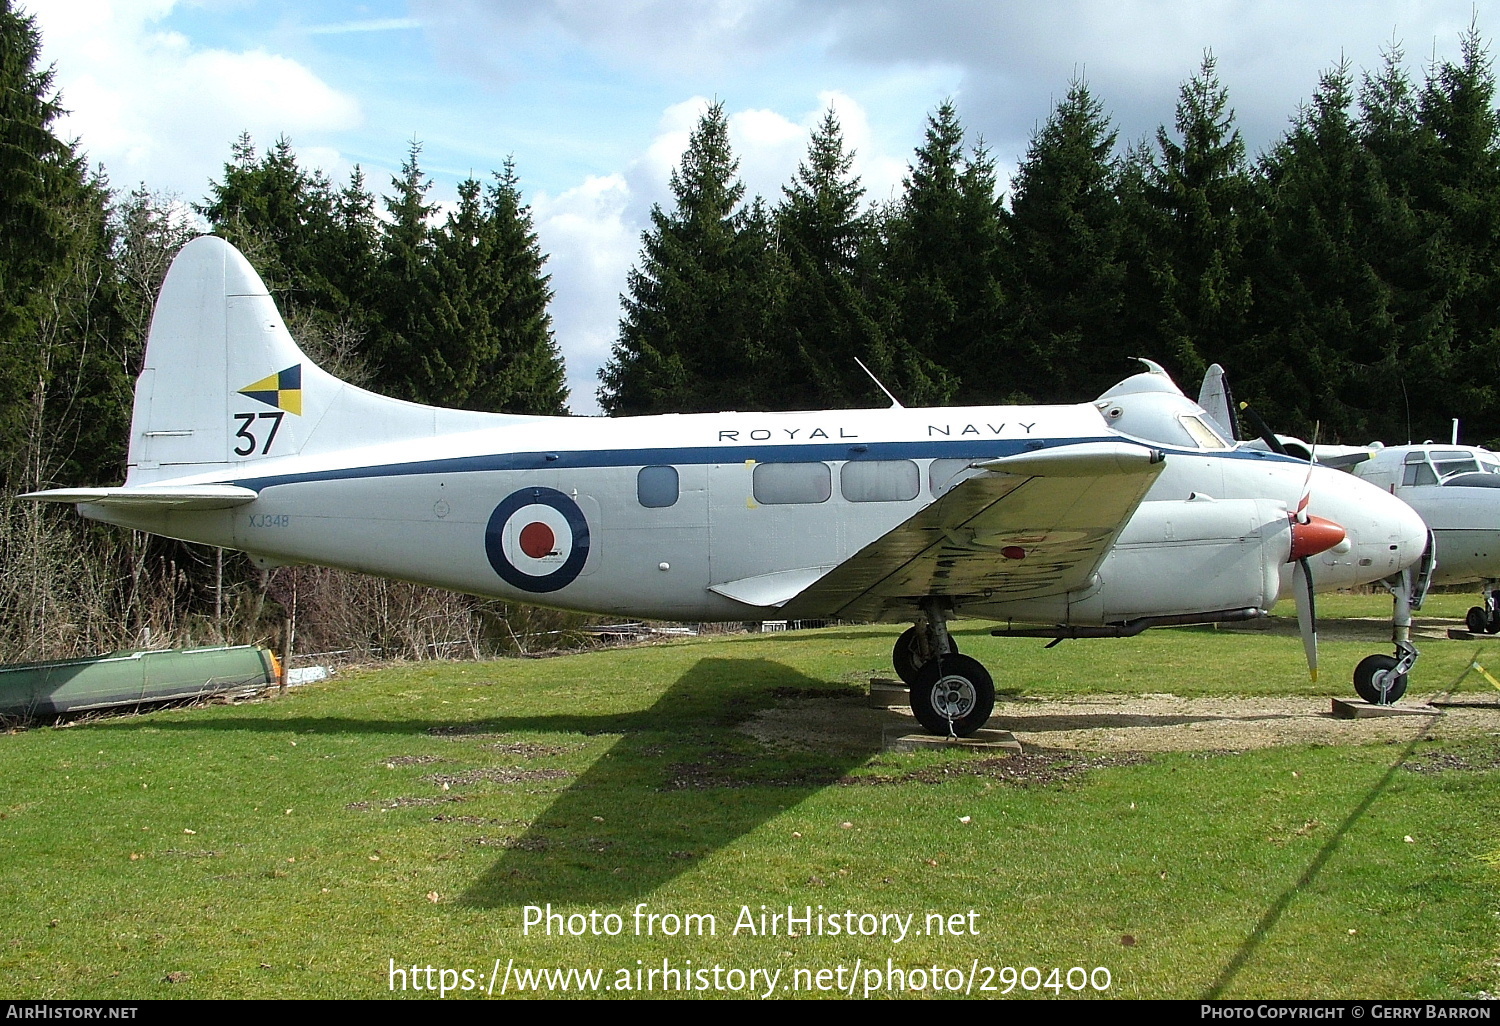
709,566,835,608
782,441,1164,622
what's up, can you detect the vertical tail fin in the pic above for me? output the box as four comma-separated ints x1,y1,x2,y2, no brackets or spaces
126,236,524,486
1197,363,1239,442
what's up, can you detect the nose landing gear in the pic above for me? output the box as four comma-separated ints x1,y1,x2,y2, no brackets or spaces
1356,537,1431,705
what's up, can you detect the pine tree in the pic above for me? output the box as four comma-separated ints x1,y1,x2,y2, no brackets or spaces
877,101,1001,405
599,101,779,415
1002,80,1127,402
1410,27,1500,442
1140,52,1256,384
0,0,129,488
0,0,87,483
369,140,439,402
199,135,340,310
1351,46,1449,443
1251,60,1411,441
426,163,568,414
321,166,381,326
772,109,889,408
475,161,568,415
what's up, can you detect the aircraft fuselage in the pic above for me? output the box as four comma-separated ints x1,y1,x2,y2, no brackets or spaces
81,402,1423,626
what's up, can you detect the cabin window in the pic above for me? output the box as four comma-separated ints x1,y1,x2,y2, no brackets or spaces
637,465,679,508
753,462,832,504
929,458,983,498
841,460,919,502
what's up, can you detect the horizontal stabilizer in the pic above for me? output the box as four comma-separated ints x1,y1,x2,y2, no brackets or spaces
21,485,258,511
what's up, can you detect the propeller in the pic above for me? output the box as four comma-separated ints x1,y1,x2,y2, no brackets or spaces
1285,423,1344,682
1231,388,1348,681
1238,401,1288,455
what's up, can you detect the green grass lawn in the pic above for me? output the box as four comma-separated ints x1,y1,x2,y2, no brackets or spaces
1,595,1497,999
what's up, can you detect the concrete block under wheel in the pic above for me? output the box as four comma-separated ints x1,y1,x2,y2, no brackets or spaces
883,726,1022,753
869,678,907,708
1331,698,1442,719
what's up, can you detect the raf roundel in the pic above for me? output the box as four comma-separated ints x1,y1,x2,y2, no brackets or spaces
485,487,590,593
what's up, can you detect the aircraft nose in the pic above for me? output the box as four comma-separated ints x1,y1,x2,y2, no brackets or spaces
1389,492,1430,567
1360,484,1429,574
1311,468,1428,581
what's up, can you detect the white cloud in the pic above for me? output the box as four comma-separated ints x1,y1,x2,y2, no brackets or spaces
413,0,804,78
729,106,807,203
533,174,637,415
537,90,918,412
32,0,360,192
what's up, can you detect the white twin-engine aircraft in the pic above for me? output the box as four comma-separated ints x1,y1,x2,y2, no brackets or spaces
26,237,1431,735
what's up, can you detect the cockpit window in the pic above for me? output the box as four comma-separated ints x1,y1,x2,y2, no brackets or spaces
1404,448,1488,484
1098,393,1236,450
1403,462,1438,486
1431,450,1480,478
1179,414,1231,450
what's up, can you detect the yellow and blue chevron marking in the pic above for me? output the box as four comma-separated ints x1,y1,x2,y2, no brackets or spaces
239,365,302,416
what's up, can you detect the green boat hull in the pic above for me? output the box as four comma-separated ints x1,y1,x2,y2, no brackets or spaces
0,646,279,718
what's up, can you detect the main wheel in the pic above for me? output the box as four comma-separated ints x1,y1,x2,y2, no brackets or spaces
1468,606,1489,634
909,654,994,737
1354,654,1408,705
892,627,958,686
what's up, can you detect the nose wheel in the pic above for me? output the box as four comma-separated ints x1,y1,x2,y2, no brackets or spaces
1357,556,1429,705
1353,651,1410,704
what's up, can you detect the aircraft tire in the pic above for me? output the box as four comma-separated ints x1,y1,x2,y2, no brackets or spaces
892,627,957,686
1468,607,1489,634
1353,654,1408,705
909,654,994,737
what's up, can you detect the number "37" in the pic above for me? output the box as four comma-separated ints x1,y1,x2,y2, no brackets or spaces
232,412,285,456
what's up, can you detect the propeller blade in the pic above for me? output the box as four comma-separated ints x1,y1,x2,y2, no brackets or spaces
1238,402,1288,456
1295,421,1321,523
1293,557,1319,682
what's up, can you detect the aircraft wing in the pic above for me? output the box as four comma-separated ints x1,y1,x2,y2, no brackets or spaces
778,441,1165,622
19,485,258,511
1315,448,1376,470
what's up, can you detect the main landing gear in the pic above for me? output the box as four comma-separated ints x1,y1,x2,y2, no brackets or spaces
1465,580,1500,635
894,602,995,737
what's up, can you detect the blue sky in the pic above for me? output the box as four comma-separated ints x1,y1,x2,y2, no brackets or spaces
28,0,1500,413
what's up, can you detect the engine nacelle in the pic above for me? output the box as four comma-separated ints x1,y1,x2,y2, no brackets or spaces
973,496,1291,626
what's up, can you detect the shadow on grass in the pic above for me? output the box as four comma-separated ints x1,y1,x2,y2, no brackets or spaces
1202,714,1440,998
78,654,885,906
457,656,882,907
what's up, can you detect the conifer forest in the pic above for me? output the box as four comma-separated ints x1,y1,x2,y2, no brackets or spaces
6,0,1500,662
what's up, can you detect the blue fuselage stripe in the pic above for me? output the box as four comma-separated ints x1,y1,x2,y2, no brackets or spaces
230,437,1302,492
